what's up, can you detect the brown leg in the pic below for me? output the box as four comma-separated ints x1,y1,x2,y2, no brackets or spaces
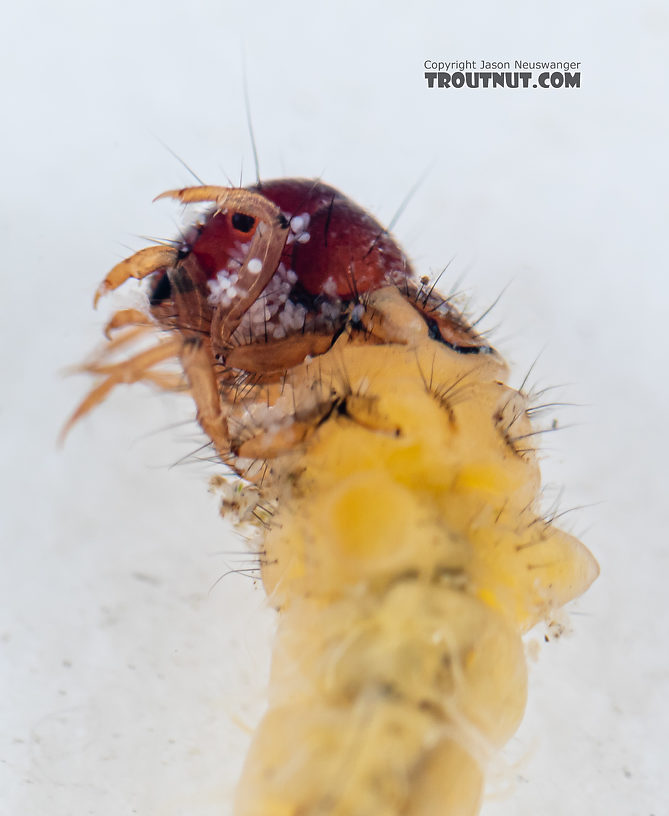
103,308,154,339
61,337,182,442
179,338,230,458
94,246,178,306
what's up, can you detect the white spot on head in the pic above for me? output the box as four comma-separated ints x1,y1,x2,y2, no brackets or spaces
247,258,263,275
322,277,338,298
208,272,229,304
290,215,305,233
351,303,365,322
289,212,310,232
289,212,311,245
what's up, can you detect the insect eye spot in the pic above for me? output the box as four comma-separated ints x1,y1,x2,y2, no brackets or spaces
231,212,256,233
149,271,172,305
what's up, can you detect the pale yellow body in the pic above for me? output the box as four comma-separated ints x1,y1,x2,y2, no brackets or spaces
71,268,598,815
233,290,598,816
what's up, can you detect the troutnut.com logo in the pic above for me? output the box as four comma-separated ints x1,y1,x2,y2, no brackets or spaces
424,60,582,89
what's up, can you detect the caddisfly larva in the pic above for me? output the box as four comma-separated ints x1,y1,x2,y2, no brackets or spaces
67,177,599,815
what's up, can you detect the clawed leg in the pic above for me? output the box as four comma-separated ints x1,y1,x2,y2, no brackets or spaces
103,308,154,339
69,185,293,459
60,337,183,443
155,187,283,226
179,338,230,457
62,324,154,381
94,246,178,306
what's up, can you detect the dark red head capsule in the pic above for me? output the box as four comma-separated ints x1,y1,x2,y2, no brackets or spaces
147,178,489,365
185,179,412,301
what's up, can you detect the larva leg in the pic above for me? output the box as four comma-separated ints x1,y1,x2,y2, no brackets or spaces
224,334,333,375
155,186,285,218
93,245,178,306
236,419,316,459
139,370,188,390
73,324,154,370
103,308,154,339
178,337,231,457
61,337,182,440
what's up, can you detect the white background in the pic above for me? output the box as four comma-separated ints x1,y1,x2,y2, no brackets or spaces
2,1,667,814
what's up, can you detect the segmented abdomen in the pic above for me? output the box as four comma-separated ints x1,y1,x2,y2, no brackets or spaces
233,289,597,816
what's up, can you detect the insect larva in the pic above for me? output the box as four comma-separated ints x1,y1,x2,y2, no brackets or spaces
67,177,599,815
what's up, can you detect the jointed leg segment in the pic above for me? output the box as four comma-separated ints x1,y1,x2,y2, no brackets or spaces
61,337,183,442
